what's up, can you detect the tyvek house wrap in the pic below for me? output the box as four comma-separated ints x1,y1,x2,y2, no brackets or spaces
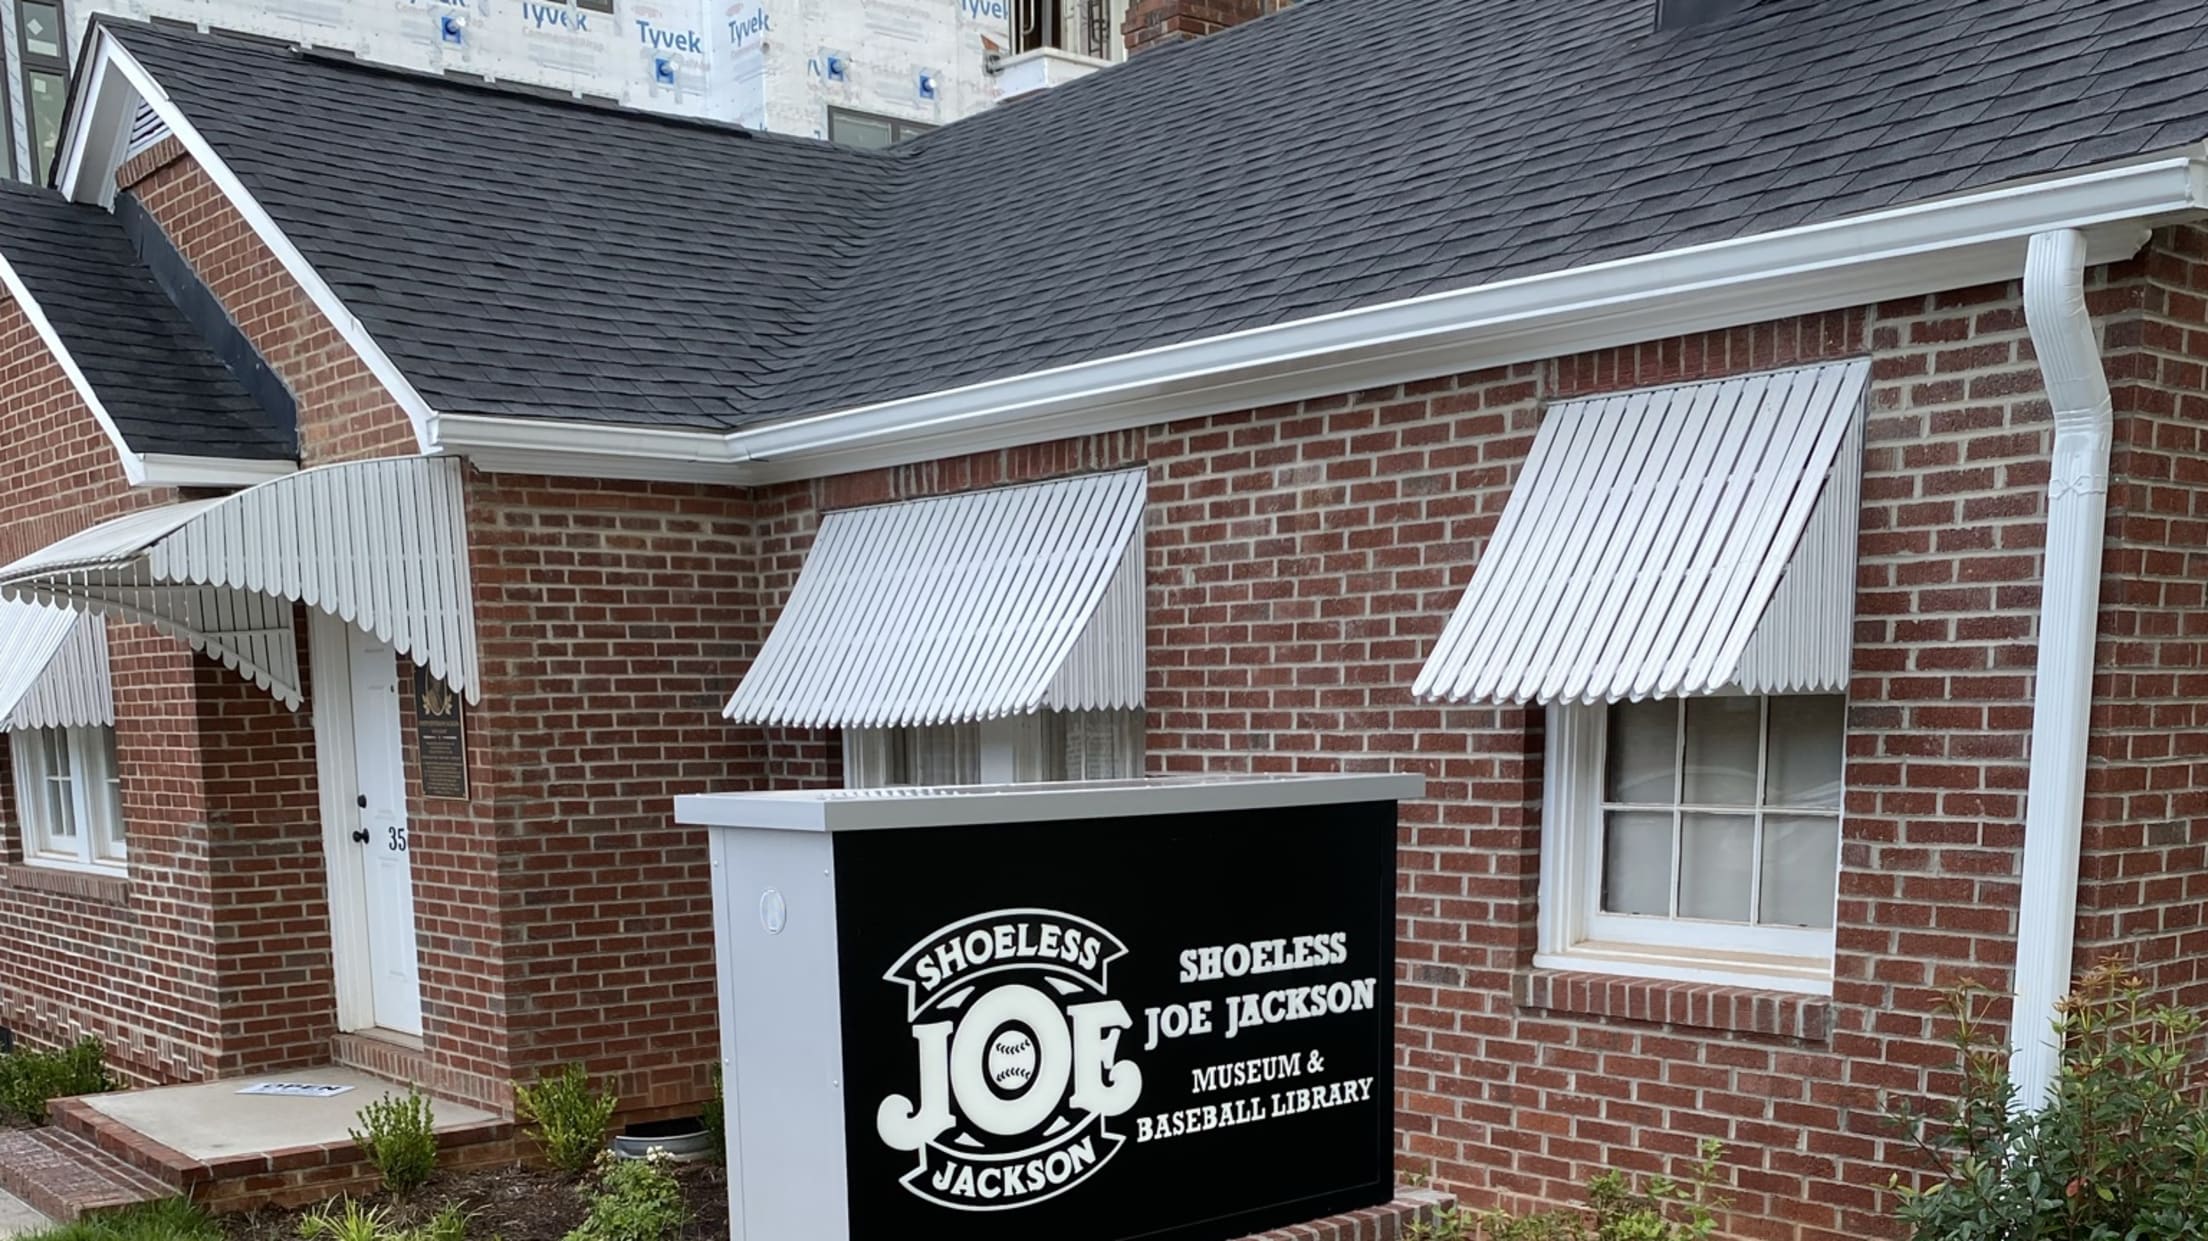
73,0,1012,137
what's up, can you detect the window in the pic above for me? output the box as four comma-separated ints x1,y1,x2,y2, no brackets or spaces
1539,694,1844,992
9,725,124,871
14,1,65,185
826,107,935,150
1011,0,1128,59
846,709,1143,789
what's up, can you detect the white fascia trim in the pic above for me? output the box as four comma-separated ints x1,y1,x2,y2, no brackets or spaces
0,250,146,485
79,33,440,456
139,454,297,487
716,152,2206,484
53,42,131,210
427,413,736,483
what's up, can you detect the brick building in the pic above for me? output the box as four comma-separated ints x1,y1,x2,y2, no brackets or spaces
0,2,2205,1238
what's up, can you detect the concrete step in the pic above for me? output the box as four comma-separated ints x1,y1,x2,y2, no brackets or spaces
0,1127,171,1223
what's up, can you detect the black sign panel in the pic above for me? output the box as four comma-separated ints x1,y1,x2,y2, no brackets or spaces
410,666,468,799
834,801,1396,1241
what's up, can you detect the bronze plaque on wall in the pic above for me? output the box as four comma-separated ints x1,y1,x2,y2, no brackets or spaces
412,666,468,799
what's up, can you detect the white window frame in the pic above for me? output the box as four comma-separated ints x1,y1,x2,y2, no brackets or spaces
9,724,124,873
845,708,1143,790
1536,697,1841,995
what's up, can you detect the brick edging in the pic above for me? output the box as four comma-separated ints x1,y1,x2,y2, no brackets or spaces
1514,969,1831,1041
49,1095,519,1212
1235,1188,1457,1240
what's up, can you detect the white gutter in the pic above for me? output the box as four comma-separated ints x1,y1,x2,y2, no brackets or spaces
2008,228,2115,1112
424,153,2208,485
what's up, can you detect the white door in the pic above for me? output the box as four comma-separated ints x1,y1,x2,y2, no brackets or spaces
350,633,423,1036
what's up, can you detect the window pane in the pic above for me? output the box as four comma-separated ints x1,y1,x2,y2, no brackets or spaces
92,729,124,857
1678,812,1753,921
1603,699,1676,804
20,2,61,60
1600,809,1672,916
19,2,61,61
1681,696,1759,805
27,70,63,183
1765,695,1845,809
40,729,76,840
829,112,895,149
1759,813,1838,928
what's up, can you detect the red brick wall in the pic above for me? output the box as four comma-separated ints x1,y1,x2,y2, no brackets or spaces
200,619,334,1076
1122,0,1286,52
2076,225,2208,1019
738,239,2208,1240
0,289,251,1085
455,473,767,1115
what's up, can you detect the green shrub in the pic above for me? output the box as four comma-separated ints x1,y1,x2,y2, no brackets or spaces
563,1151,686,1241
298,1199,469,1241
1889,958,2208,1241
348,1088,439,1194
1407,1143,1729,1241
12,1197,218,1241
515,1064,619,1176
697,1065,724,1166
0,1037,113,1125
298,1200,394,1241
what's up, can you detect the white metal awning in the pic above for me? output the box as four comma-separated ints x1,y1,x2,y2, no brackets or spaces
0,456,478,710
1415,359,1869,705
726,469,1146,728
0,599,112,730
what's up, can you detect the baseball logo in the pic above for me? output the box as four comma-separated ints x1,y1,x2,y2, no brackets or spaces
988,1027,1037,1094
878,909,1143,1211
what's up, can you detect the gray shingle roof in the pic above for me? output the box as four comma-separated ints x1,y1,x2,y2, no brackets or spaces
111,21,895,431
103,1,2208,432
0,180,294,459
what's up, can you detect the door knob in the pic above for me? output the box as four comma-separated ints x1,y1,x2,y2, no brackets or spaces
351,828,371,845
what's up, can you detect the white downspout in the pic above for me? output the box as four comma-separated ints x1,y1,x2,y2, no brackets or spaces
2008,228,2115,1111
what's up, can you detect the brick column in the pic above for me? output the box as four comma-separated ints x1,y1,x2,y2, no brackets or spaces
1122,0,1280,54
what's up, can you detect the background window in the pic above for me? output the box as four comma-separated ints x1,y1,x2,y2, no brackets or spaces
1011,0,1129,60
826,107,934,150
14,1,65,184
9,724,124,870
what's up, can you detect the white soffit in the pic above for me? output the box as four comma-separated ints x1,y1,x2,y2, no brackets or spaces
726,469,1147,728
0,456,479,709
1415,359,1870,706
0,599,113,730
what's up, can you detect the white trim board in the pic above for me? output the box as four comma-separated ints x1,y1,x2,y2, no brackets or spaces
675,773,1426,833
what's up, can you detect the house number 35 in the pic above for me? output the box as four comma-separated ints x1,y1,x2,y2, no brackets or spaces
387,826,409,853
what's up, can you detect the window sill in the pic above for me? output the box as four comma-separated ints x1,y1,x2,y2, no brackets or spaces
0,861,130,904
1516,962,1831,1041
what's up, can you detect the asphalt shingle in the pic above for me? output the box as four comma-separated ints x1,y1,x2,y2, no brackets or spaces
0,180,293,459
99,0,2208,432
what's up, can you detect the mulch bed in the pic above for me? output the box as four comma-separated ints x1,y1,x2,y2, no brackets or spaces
220,1163,729,1241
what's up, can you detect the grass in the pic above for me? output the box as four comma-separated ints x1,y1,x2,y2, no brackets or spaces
12,1199,223,1241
